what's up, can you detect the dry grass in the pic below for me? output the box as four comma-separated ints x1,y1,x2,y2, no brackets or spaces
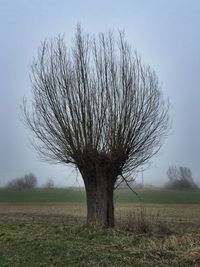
117,205,172,235
116,203,200,233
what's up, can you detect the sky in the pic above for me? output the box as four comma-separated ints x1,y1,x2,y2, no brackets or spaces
0,0,200,187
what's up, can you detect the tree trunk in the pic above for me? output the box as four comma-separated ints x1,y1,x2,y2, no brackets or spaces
83,172,115,227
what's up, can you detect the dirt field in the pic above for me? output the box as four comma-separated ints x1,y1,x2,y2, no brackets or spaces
0,202,199,232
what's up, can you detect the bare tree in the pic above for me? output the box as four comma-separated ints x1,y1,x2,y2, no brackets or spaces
167,166,179,182
22,26,169,226
6,173,37,190
179,166,193,183
166,166,198,190
23,173,37,188
43,178,54,189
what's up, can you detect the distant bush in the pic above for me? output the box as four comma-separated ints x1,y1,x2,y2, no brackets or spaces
166,166,198,190
6,173,37,190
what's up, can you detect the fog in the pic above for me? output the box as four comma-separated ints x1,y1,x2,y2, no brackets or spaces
0,0,200,187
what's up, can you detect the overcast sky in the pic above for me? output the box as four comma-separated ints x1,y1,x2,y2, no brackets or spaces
0,0,200,187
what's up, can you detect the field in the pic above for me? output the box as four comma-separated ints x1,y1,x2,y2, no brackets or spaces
0,188,200,204
0,188,200,266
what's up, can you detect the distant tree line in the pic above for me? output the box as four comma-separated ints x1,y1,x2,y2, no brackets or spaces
6,173,37,190
166,166,198,190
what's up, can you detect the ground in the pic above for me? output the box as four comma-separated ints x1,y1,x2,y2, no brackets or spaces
0,189,199,266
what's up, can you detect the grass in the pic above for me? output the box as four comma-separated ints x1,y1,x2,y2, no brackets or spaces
0,188,200,204
0,188,86,203
0,222,199,267
115,189,200,204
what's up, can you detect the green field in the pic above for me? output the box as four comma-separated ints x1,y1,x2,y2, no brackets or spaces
0,188,200,204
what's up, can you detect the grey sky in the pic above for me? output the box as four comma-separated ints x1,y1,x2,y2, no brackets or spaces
0,0,200,187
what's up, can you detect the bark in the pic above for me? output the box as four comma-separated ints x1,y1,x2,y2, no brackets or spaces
83,171,115,227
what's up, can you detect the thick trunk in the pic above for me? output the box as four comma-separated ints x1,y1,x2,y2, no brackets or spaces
83,174,115,227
